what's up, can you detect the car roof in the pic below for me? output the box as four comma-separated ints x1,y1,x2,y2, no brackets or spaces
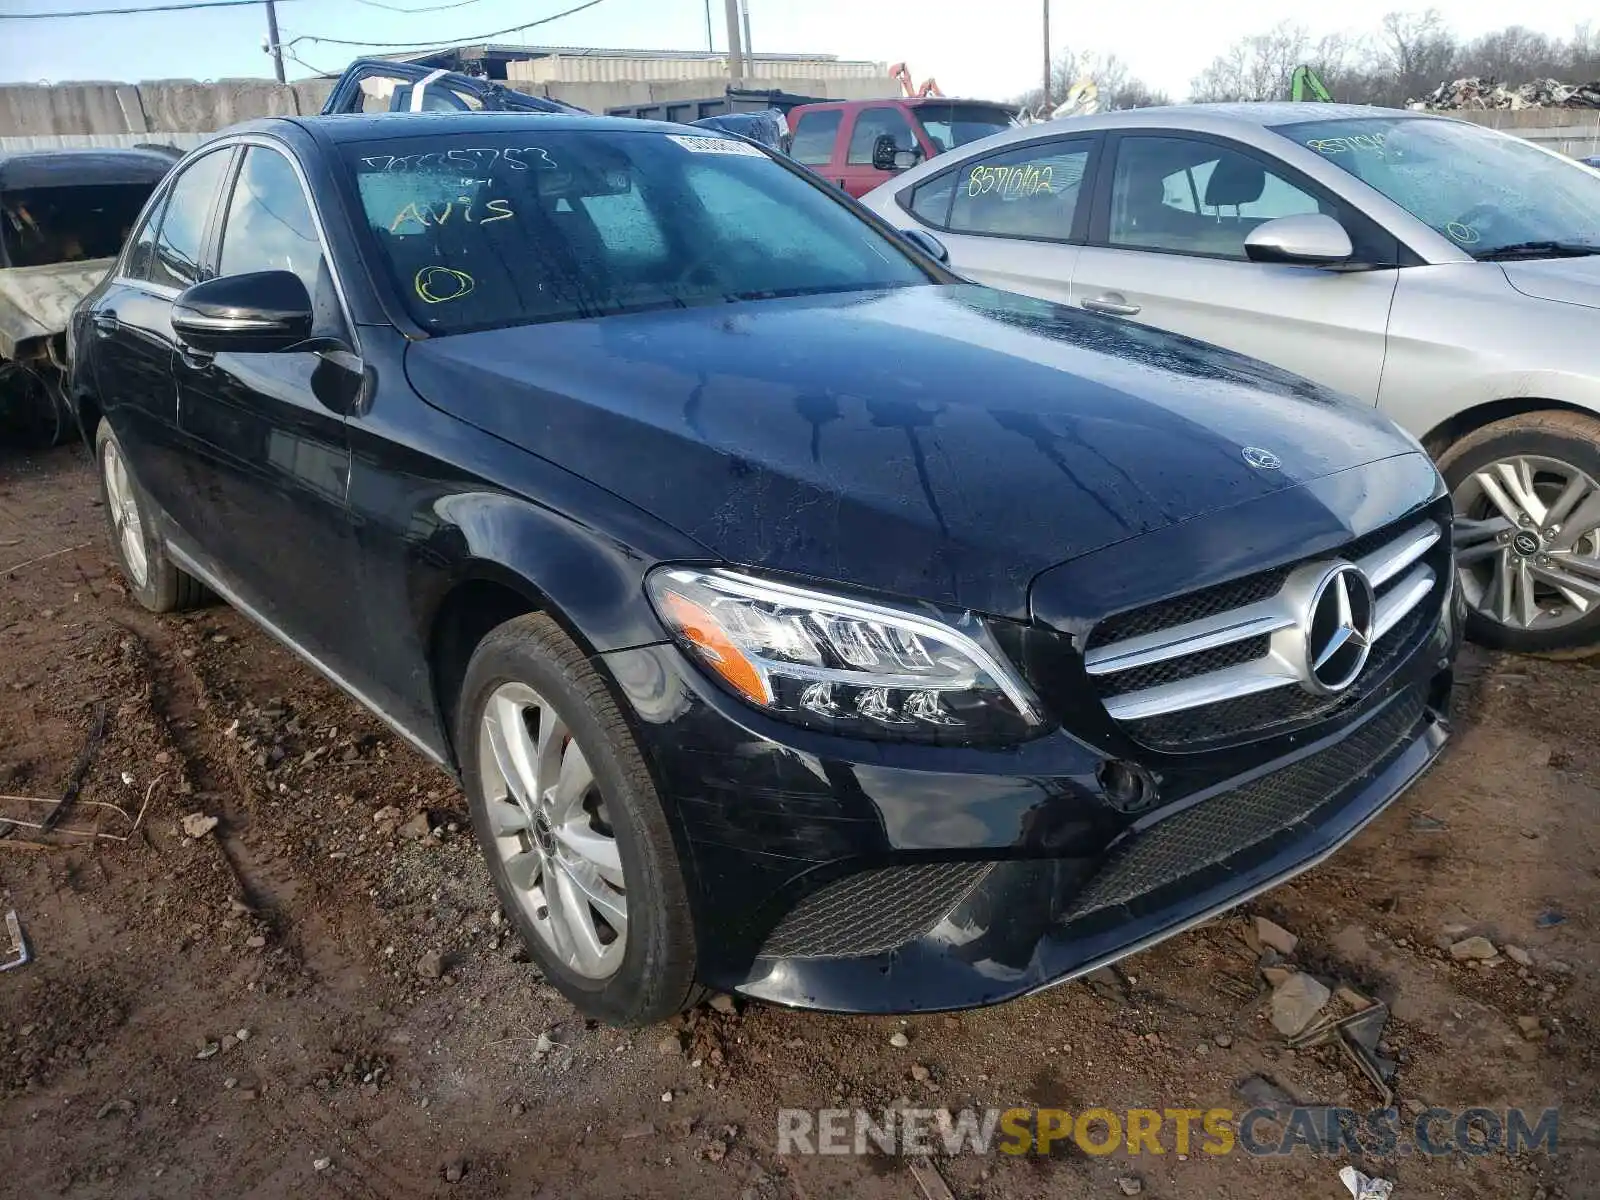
0,147,176,191
1085,101,1423,127
226,111,702,145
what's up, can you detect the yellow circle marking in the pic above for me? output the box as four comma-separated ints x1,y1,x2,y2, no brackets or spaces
415,266,476,303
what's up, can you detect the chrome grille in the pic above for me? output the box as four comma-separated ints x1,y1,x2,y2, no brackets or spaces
1085,516,1446,748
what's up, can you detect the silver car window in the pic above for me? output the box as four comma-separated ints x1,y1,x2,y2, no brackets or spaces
1109,136,1324,260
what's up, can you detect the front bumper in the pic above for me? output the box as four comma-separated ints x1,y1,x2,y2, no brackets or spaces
602,590,1457,1013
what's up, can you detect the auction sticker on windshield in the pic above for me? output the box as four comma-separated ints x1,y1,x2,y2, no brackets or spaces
666,135,766,157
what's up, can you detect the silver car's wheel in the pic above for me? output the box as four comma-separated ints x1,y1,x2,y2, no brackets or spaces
478,681,627,980
102,438,150,589
1453,454,1600,632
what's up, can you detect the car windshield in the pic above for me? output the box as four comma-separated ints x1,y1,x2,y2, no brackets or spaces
1277,115,1600,258
345,129,931,334
914,103,1017,152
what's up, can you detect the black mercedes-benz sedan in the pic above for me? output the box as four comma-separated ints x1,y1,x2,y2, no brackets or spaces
69,112,1459,1025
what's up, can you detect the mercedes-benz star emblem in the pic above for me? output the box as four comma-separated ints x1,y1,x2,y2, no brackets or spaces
1304,565,1375,693
1242,447,1282,470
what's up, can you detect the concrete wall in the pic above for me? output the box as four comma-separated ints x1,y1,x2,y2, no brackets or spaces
0,77,335,140
520,74,898,115
1444,108,1600,157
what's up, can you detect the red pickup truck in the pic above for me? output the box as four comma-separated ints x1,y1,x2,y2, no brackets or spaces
785,97,1017,197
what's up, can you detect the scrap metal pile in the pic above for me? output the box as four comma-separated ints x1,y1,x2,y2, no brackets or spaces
1413,75,1600,110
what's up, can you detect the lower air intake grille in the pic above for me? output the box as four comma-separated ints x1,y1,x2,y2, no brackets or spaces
1066,687,1427,920
760,861,992,959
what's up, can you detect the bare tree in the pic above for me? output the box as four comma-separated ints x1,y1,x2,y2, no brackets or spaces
1014,48,1165,114
1378,9,1459,104
1189,21,1315,102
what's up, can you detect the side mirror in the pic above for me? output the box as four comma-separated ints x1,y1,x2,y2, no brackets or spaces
900,227,949,264
172,270,313,354
1243,214,1353,267
871,133,922,173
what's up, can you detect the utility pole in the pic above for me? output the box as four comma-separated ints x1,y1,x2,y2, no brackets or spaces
1041,0,1051,113
264,0,285,83
740,0,754,73
704,0,713,52
723,0,744,81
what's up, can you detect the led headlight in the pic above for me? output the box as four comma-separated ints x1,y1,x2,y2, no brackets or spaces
645,567,1043,742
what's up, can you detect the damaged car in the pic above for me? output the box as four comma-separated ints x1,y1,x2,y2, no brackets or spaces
71,113,1458,1025
0,148,173,445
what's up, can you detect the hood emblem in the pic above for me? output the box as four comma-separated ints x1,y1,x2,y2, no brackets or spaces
1304,565,1375,694
1242,447,1282,470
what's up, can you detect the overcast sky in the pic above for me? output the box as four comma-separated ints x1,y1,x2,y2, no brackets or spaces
2,0,1596,100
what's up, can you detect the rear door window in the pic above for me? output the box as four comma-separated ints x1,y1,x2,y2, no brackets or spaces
149,147,231,290
790,110,842,166
945,138,1094,239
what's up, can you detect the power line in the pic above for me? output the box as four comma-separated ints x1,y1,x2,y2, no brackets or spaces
351,0,491,12
1,0,295,18
285,0,607,49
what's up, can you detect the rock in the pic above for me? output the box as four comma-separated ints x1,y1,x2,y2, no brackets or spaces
535,1032,553,1056
1254,917,1299,955
889,1031,910,1049
1505,945,1533,967
1441,922,1471,937
1117,1178,1144,1196
910,1064,930,1082
1335,985,1374,1011
235,1028,251,1042
245,935,266,950
96,1098,135,1119
1213,1033,1233,1048
181,813,218,839
620,1122,656,1140
313,1157,332,1172
657,1034,683,1056
1449,936,1497,961
196,1042,220,1060
1517,1016,1546,1041
372,806,403,825
708,993,737,1015
661,1091,674,1103
1270,973,1331,1036
1262,965,1294,987
399,812,432,841
416,952,446,980
442,1156,467,1183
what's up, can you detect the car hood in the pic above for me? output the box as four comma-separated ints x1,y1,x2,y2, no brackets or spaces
1499,255,1600,311
0,257,113,360
404,285,1415,619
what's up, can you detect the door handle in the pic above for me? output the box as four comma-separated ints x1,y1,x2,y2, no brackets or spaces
90,311,120,333
1082,294,1142,317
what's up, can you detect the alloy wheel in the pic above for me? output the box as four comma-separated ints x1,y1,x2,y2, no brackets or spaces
102,440,149,589
478,681,627,979
1453,454,1600,631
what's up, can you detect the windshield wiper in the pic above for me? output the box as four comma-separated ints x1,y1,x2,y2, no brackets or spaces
1473,240,1600,261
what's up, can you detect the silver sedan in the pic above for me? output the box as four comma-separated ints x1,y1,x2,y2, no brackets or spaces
863,102,1600,654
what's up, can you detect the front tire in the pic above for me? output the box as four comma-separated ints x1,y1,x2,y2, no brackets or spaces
456,613,699,1026
94,420,206,613
1441,410,1600,655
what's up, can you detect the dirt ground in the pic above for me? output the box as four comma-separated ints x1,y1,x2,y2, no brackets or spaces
1,441,1596,1200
